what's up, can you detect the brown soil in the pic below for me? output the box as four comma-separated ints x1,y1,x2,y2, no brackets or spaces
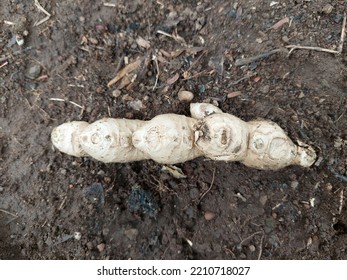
1,0,347,260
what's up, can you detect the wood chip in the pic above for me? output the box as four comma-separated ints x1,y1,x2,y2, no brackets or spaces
136,36,151,49
270,17,289,30
227,91,242,98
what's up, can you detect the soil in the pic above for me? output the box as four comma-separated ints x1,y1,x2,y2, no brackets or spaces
1,0,347,260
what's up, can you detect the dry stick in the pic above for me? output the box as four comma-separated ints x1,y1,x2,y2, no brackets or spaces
235,13,346,66
103,3,116,7
258,233,265,260
0,208,18,218
286,45,339,55
339,189,344,215
199,167,216,203
182,69,209,81
337,13,346,53
234,48,286,66
34,0,51,26
49,98,84,110
286,12,346,55
0,61,8,69
152,55,160,90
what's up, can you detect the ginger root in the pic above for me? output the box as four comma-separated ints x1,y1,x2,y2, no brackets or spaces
51,103,316,170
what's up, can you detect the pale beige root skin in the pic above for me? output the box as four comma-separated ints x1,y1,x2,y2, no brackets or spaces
190,103,223,119
194,113,249,161
293,140,317,168
132,114,203,164
242,120,316,170
78,118,149,163
51,103,316,169
51,121,89,157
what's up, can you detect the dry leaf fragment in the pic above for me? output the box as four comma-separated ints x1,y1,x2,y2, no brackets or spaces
107,57,143,88
161,165,187,179
166,73,180,85
136,36,151,49
186,47,205,55
227,91,242,98
270,17,289,30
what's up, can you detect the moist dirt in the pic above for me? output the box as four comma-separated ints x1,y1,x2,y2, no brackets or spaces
1,0,347,259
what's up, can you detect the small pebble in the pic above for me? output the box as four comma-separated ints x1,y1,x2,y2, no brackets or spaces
322,4,333,14
189,188,200,200
260,85,270,94
97,243,106,252
290,180,299,189
128,99,143,111
259,195,268,206
74,232,81,240
86,241,93,250
198,84,205,94
102,228,110,236
178,91,194,102
16,35,24,46
249,244,256,252
89,38,98,45
26,64,42,80
112,89,121,98
298,92,305,98
124,228,139,240
325,183,333,192
204,211,216,220
282,35,289,43
0,186,4,192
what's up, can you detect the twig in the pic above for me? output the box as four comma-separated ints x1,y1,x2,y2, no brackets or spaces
337,13,346,53
34,0,51,26
58,196,67,210
235,13,346,65
199,167,216,203
103,3,116,7
49,98,85,110
234,48,286,66
182,69,210,81
0,61,9,69
186,50,208,72
339,189,344,215
0,46,33,63
152,55,159,90
286,45,339,55
0,208,18,218
286,13,346,56
157,30,176,40
4,20,15,25
239,230,263,246
230,71,256,85
157,29,186,45
257,233,265,260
